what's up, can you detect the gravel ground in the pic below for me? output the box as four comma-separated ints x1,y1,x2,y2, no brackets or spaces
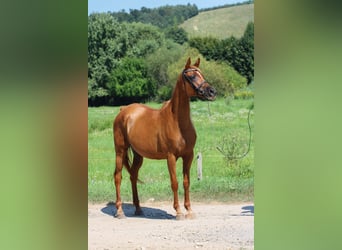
88,202,254,250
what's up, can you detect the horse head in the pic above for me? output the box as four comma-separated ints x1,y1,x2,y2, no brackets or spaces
182,57,217,101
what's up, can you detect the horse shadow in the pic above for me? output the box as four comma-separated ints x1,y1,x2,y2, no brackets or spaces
241,205,254,215
101,202,175,220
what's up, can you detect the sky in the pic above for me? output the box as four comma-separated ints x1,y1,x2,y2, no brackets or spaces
88,0,244,15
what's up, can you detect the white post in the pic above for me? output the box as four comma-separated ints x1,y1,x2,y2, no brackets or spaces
197,152,202,180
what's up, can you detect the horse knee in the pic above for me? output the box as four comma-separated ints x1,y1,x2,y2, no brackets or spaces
183,179,190,189
171,181,178,192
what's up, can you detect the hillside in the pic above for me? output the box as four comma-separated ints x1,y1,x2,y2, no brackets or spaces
180,3,254,39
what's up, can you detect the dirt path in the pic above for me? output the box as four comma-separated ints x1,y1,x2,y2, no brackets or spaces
88,202,254,250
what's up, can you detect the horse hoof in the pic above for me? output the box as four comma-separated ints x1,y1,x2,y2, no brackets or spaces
115,212,126,219
176,213,185,220
185,212,196,220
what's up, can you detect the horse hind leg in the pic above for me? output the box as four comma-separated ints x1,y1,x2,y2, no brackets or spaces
130,151,144,216
114,149,127,219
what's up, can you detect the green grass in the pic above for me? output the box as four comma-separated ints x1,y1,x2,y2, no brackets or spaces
180,4,254,39
88,98,254,203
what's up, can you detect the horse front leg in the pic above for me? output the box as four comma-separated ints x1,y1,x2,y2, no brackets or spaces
183,151,195,219
167,154,184,220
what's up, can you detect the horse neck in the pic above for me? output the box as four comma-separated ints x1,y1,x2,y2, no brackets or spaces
169,75,191,126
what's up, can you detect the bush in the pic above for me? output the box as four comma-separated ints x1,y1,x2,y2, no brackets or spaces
189,22,254,84
165,26,188,44
216,134,253,178
88,14,167,106
167,47,247,98
145,41,185,101
107,57,157,105
124,22,166,58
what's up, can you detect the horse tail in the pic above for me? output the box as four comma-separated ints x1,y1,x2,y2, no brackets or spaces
123,146,143,183
122,146,133,175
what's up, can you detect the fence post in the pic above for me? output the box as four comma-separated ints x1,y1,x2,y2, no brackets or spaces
197,152,202,180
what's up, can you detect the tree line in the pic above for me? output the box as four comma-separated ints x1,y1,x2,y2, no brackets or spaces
111,4,198,29
200,0,254,12
88,4,254,106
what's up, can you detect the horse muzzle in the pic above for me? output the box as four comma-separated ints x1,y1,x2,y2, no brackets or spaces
198,86,217,101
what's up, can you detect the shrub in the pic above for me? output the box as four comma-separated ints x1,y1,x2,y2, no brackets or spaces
145,41,185,101
189,22,254,84
216,134,253,178
107,57,157,105
167,47,247,98
165,26,188,44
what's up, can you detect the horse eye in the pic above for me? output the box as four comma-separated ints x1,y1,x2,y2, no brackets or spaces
190,74,196,79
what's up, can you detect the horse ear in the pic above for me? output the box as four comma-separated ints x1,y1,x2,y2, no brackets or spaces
185,57,191,68
194,58,200,67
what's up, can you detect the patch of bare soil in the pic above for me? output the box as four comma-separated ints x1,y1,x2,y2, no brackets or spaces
88,202,254,250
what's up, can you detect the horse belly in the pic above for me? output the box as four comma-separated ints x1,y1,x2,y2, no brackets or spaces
130,138,168,160
127,123,168,159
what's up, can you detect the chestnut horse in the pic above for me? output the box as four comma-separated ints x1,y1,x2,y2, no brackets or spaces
113,58,217,219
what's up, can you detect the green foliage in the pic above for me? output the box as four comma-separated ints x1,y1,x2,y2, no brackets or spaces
107,57,156,105
111,4,198,29
124,22,165,57
233,82,254,100
167,47,246,98
217,134,252,174
145,41,186,101
165,26,188,44
189,36,237,61
229,21,254,83
189,22,254,84
88,13,167,105
88,13,123,104
88,78,108,99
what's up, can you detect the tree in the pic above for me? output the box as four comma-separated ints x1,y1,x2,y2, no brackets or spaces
165,26,188,44
124,22,165,57
107,57,157,105
110,4,198,29
88,14,126,105
189,36,225,60
88,13,166,105
230,22,254,84
145,41,185,101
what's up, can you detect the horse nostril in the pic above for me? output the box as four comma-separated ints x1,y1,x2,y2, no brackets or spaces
209,87,217,96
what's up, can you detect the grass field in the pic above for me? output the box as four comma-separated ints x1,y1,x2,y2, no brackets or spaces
88,98,254,203
180,4,254,39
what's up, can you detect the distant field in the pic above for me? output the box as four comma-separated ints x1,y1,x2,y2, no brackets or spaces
88,98,254,203
180,4,254,39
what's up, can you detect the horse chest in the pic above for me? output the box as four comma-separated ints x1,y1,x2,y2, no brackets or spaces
168,123,196,153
